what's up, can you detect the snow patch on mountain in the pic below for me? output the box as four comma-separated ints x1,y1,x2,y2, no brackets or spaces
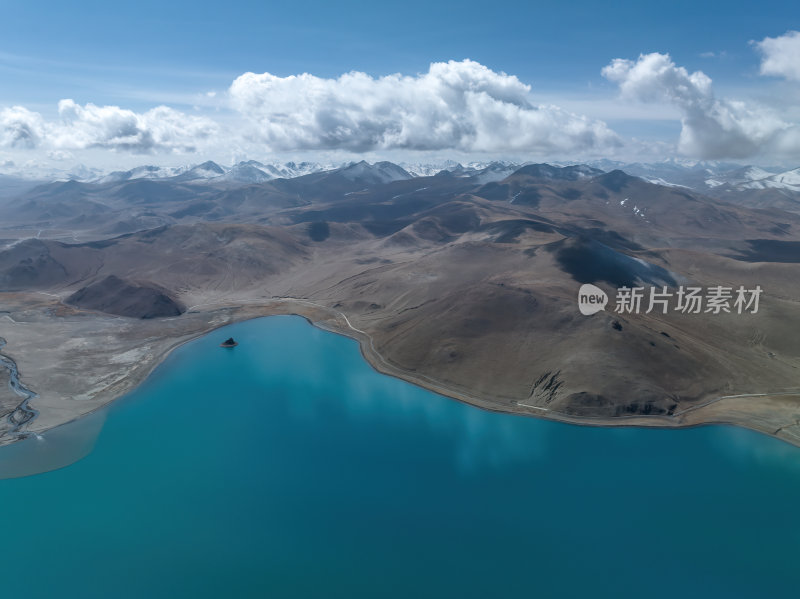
738,167,800,192
87,160,335,186
337,160,412,184
402,160,521,181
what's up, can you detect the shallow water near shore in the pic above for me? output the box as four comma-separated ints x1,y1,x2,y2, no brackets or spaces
0,315,799,598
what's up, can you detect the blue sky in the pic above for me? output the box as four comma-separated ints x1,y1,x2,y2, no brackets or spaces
1,0,799,172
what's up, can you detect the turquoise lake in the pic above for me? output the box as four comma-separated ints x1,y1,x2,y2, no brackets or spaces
1,315,799,598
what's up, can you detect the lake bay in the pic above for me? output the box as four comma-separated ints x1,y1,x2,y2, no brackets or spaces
1,315,798,598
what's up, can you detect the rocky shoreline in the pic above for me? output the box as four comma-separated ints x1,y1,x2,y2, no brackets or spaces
0,337,40,441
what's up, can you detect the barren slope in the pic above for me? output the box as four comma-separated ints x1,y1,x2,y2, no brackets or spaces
2,163,800,446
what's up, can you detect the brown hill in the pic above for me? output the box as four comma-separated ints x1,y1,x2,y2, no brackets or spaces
66,275,185,319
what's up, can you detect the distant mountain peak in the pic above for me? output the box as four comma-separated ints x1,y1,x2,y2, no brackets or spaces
190,161,225,174
511,163,603,181
337,160,412,184
221,164,273,184
594,169,641,192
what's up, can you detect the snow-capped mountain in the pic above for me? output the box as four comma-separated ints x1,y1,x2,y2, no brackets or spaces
3,156,798,204
514,163,603,181
704,166,776,188
83,160,334,186
174,160,226,181
265,161,331,179
96,165,188,185
402,160,522,182
470,162,522,183
96,161,230,185
403,160,465,177
337,160,413,184
585,159,787,191
215,163,274,184
731,167,800,192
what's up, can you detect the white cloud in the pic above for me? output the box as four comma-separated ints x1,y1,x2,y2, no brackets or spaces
754,30,800,82
602,52,800,159
46,149,73,161
0,100,218,154
0,106,46,149
229,59,622,154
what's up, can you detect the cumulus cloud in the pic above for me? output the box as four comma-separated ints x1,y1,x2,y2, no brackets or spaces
602,52,799,159
0,106,46,149
0,100,218,154
754,30,800,82
229,59,621,154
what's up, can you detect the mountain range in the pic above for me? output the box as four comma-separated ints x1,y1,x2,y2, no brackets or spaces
5,157,800,210
1,159,800,447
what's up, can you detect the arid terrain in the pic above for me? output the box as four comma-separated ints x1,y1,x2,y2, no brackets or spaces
2,161,799,446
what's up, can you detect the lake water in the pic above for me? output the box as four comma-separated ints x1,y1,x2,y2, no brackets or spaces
1,315,799,598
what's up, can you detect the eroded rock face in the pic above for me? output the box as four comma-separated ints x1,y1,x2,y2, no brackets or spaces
66,275,184,319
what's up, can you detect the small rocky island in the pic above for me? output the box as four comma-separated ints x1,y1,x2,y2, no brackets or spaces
220,337,238,348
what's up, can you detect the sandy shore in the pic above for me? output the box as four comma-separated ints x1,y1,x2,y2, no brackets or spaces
2,294,800,449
